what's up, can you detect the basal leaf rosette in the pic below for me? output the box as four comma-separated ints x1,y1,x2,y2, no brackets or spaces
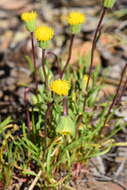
35,25,54,49
50,79,70,96
67,11,86,34
21,11,37,32
56,115,75,136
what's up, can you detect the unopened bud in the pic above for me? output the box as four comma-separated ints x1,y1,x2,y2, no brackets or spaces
103,0,116,8
56,116,75,136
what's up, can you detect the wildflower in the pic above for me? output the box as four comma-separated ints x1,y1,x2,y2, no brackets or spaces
67,11,86,34
67,11,85,25
35,25,54,48
21,11,37,32
103,0,116,8
21,11,37,22
56,116,75,136
50,79,70,96
35,26,54,41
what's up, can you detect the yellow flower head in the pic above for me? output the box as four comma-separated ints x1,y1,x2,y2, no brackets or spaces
35,26,54,41
21,11,37,22
50,79,70,96
67,11,85,25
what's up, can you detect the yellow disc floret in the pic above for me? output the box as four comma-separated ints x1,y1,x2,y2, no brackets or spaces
35,26,54,41
50,79,70,96
67,11,85,25
21,11,37,22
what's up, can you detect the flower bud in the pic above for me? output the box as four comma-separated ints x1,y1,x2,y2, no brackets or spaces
21,11,37,32
25,20,36,32
56,116,75,136
39,41,50,49
70,24,82,34
103,0,116,8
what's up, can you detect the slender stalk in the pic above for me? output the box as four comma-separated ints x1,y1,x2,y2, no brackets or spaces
24,88,32,130
63,97,68,116
30,32,38,93
100,63,127,134
115,65,127,105
83,7,107,112
60,34,75,78
42,49,48,89
116,78,127,105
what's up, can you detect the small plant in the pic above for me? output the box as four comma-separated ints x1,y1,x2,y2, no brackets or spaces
1,1,127,189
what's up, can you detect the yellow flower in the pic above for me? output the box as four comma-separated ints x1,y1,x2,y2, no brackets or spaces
50,79,70,96
67,11,85,25
35,26,54,41
21,11,37,22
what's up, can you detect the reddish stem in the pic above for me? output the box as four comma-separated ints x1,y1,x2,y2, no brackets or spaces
115,65,127,105
30,32,38,93
42,49,48,89
63,97,68,116
24,88,32,130
83,7,107,111
100,63,127,134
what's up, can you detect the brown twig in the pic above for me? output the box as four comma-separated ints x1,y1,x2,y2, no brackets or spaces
83,7,107,112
